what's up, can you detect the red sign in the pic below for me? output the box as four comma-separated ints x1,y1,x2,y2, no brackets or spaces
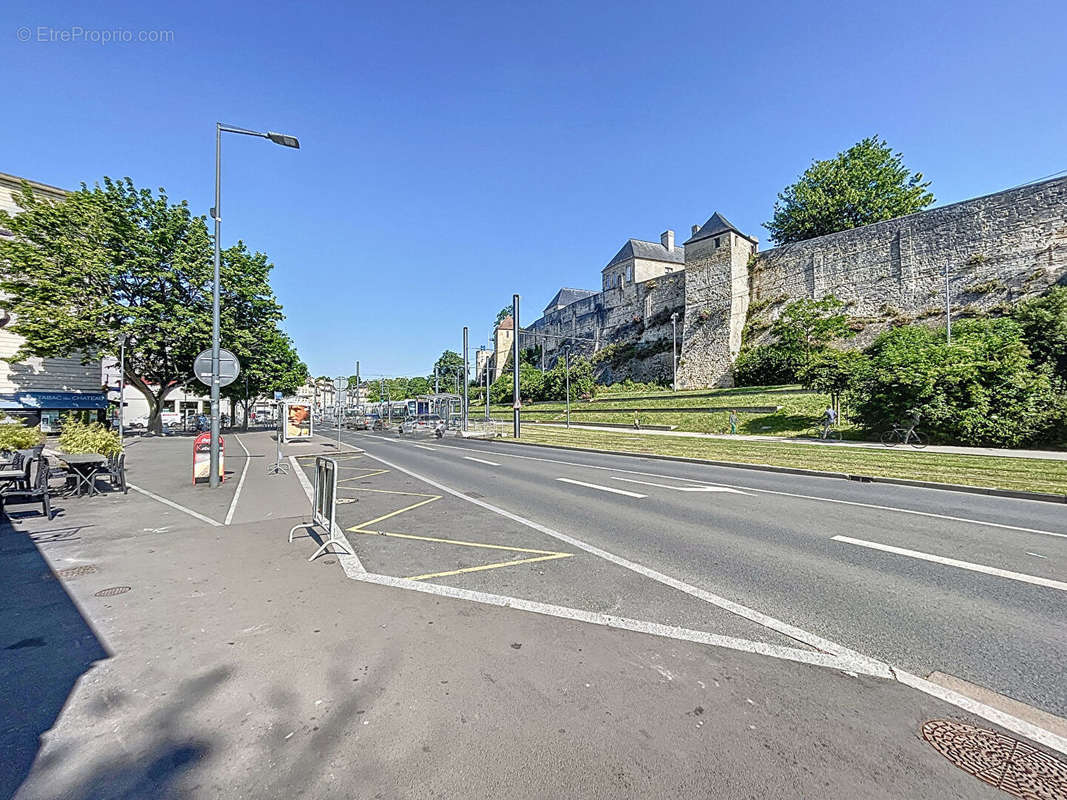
192,432,225,484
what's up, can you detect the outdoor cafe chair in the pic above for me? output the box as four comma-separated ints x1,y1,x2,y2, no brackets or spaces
1,455,61,520
100,451,128,494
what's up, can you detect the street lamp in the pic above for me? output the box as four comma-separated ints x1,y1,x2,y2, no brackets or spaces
563,345,571,429
209,122,300,488
116,334,126,448
670,312,679,392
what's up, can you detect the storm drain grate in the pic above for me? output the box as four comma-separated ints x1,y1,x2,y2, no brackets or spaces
45,565,98,580
921,719,1067,799
94,586,132,598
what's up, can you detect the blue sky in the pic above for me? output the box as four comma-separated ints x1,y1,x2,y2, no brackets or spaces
4,0,1066,378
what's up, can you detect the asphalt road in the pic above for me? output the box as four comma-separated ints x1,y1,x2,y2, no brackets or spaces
327,424,1067,720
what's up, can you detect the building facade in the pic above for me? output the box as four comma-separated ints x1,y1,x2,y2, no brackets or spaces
0,172,107,430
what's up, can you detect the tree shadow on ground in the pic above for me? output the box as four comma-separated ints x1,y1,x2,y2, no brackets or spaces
0,516,110,800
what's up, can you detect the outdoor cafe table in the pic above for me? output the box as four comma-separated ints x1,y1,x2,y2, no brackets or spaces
59,453,108,497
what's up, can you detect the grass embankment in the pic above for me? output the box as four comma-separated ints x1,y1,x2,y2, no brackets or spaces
471,385,845,437
510,426,1067,496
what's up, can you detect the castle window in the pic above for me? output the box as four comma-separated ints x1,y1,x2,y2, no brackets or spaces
715,237,720,248
626,266,633,282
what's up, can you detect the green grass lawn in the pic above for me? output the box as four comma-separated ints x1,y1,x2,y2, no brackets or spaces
505,426,1067,495
470,384,845,437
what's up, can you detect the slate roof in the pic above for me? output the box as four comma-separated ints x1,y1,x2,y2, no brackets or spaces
544,287,597,314
685,212,757,245
604,239,686,269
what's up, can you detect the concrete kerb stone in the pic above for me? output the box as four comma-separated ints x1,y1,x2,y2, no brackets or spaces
492,439,1067,505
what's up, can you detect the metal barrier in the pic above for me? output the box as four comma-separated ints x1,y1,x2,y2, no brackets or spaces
463,418,510,438
288,456,354,561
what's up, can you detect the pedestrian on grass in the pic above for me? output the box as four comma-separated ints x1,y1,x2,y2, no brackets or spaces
729,409,738,435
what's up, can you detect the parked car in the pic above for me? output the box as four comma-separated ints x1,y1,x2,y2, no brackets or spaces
401,414,442,435
346,414,373,430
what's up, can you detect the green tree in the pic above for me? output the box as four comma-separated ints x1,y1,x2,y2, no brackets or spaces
432,350,465,392
850,319,1062,447
1015,286,1067,389
222,325,308,430
0,177,215,433
543,354,594,401
494,306,511,327
490,362,544,405
732,345,803,386
797,349,869,414
772,296,853,363
766,137,934,245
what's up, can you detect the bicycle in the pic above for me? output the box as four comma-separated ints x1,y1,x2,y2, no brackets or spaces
811,422,842,442
880,422,928,448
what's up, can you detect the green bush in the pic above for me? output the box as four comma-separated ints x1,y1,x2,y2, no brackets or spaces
542,356,594,401
733,345,804,386
798,349,869,408
849,318,1063,447
0,423,44,452
58,418,122,456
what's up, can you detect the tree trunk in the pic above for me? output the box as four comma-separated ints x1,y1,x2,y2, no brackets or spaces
241,398,250,432
125,372,175,435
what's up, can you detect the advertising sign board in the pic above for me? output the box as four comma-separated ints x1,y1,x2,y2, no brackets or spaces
193,432,224,483
282,402,313,442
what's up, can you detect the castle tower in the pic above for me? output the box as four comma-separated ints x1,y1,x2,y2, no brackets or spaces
491,315,514,382
677,213,758,388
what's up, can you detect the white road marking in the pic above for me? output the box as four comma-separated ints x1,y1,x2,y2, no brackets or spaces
831,536,1067,592
895,669,1067,757
1027,552,1048,559
556,477,647,498
345,570,884,676
127,484,222,527
288,455,366,573
398,438,1067,540
224,434,251,525
463,456,501,466
347,433,1067,755
364,450,885,670
612,477,750,494
414,444,437,451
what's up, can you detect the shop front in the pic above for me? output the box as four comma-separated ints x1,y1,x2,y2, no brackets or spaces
0,391,109,432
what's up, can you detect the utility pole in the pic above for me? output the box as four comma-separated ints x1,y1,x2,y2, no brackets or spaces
671,312,679,392
564,346,571,429
336,375,344,450
355,361,360,413
512,294,520,438
462,326,469,432
434,365,439,394
485,353,490,421
945,261,952,344
117,335,126,448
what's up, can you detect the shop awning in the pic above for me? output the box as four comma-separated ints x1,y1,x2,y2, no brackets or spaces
0,391,108,410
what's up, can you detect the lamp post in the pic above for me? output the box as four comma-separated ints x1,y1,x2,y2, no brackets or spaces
117,334,126,448
210,122,300,488
462,326,469,432
563,345,571,429
670,312,679,392
512,294,520,438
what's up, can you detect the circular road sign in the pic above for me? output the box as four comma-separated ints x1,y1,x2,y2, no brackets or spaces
194,348,241,388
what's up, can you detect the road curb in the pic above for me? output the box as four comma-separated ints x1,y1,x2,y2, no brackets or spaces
491,438,1067,504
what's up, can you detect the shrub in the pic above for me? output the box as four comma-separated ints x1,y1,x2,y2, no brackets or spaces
798,349,869,408
849,318,1063,447
732,344,804,386
58,418,122,456
0,423,44,452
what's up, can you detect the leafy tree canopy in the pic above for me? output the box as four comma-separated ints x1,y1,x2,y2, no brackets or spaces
494,306,512,327
766,137,934,245
0,176,302,433
772,295,853,360
1014,286,1067,389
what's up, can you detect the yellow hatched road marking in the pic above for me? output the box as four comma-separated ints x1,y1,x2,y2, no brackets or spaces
350,529,567,555
405,553,573,582
348,495,441,530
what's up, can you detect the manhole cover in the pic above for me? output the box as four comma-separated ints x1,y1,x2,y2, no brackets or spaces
57,565,98,579
94,586,132,598
921,719,1067,798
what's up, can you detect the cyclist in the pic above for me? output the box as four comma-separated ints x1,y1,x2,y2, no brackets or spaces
820,405,837,439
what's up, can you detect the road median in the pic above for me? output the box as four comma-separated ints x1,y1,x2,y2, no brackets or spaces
502,426,1067,499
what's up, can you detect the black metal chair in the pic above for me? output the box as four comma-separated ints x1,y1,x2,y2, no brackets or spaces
1,456,59,520
101,451,127,494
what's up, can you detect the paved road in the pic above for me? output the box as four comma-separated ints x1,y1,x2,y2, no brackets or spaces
328,424,1067,720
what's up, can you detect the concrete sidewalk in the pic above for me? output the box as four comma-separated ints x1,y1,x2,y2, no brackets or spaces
527,422,1067,460
0,434,1053,798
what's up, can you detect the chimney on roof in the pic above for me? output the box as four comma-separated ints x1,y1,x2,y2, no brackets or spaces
660,230,674,252
691,224,700,236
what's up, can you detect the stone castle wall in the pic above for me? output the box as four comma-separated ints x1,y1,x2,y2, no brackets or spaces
513,175,1067,388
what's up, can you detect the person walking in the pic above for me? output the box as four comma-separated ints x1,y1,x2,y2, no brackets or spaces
729,409,738,435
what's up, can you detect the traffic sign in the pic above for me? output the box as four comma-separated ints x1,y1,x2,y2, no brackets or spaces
194,348,241,388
